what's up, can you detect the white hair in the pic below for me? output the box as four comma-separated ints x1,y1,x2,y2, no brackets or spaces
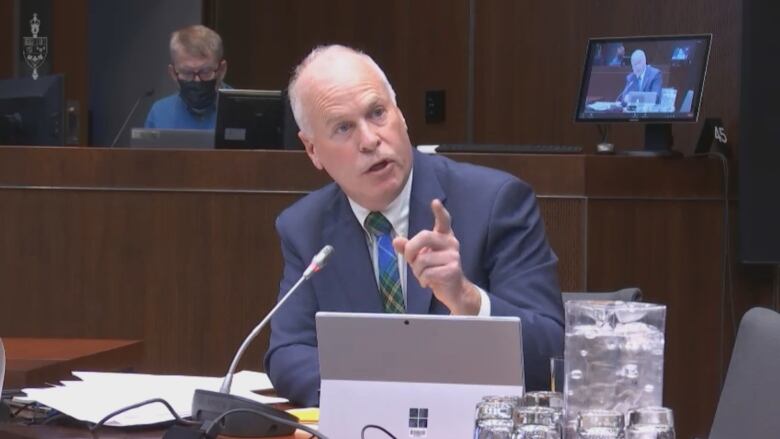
287,45,397,136
630,49,647,65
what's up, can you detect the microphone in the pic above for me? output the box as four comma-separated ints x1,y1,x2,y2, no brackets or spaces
616,77,636,103
110,88,154,147
190,245,335,437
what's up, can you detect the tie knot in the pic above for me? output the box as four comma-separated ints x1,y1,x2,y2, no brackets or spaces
365,212,393,236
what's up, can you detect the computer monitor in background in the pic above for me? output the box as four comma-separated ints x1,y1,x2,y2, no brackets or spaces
214,88,303,150
0,74,65,146
574,34,711,155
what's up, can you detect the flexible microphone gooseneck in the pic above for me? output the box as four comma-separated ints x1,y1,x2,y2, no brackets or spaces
191,245,335,438
616,77,636,103
110,88,154,147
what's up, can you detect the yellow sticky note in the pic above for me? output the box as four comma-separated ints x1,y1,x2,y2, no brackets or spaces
287,407,319,424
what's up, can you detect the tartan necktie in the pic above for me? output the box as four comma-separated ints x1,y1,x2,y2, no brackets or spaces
364,212,405,313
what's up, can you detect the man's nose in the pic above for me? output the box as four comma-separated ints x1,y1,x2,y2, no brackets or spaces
357,120,380,152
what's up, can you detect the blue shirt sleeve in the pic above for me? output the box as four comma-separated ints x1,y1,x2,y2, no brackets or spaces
144,103,157,128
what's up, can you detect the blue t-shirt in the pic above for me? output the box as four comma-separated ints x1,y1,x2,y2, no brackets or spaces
144,93,217,129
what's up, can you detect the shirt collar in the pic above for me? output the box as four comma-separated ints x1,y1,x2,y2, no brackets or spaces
349,169,413,238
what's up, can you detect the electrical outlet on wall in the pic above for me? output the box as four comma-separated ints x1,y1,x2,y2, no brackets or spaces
425,90,445,124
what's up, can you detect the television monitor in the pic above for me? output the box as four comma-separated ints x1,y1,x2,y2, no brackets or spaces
214,88,303,150
0,74,65,146
574,34,712,155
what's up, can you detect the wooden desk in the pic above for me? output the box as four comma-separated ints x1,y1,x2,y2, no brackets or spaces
2,338,143,389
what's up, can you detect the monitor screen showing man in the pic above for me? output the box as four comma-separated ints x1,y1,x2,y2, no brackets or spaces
575,34,711,122
264,44,564,408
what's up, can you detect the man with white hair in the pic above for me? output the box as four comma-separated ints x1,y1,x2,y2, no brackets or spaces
618,49,663,104
264,44,563,407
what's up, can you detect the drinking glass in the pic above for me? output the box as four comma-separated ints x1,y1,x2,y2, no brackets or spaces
576,409,625,439
626,407,675,439
513,406,560,439
523,391,564,410
523,390,564,435
474,396,519,438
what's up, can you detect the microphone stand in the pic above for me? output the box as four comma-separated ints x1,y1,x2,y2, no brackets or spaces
190,246,334,437
111,89,154,147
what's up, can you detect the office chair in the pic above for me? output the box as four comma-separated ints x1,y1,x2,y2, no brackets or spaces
561,287,643,302
708,307,780,439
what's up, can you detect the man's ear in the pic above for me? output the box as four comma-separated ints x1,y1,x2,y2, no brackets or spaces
168,65,179,86
299,131,323,170
399,109,409,132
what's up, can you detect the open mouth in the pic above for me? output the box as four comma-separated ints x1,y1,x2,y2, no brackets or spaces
367,160,390,173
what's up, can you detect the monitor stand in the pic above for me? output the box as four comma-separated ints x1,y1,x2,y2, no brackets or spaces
619,123,683,157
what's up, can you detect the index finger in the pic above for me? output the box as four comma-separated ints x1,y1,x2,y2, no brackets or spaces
431,199,451,234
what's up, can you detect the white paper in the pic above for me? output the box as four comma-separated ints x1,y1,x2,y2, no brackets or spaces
22,370,286,427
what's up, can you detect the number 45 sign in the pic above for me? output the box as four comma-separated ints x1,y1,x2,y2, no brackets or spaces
696,117,731,156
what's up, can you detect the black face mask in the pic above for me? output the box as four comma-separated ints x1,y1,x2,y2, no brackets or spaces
178,79,217,115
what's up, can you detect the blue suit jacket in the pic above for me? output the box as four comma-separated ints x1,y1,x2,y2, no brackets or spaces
264,149,564,406
622,65,663,102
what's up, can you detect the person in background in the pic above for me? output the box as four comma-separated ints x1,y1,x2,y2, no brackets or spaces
608,43,626,66
145,25,228,129
264,44,564,407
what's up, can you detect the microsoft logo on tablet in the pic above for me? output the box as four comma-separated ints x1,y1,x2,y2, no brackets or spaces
408,407,428,437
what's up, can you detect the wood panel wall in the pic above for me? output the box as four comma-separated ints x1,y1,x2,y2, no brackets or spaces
208,0,470,144
51,0,88,145
0,0,13,78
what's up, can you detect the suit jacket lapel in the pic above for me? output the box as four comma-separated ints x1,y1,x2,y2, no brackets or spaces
322,192,384,313
405,152,447,314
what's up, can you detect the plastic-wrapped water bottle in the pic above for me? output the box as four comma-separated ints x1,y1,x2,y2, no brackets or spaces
564,301,666,434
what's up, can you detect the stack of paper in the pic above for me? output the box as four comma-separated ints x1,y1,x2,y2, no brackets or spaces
20,370,287,427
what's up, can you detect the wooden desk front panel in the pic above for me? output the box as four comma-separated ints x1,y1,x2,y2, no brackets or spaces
0,147,723,439
0,186,303,375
